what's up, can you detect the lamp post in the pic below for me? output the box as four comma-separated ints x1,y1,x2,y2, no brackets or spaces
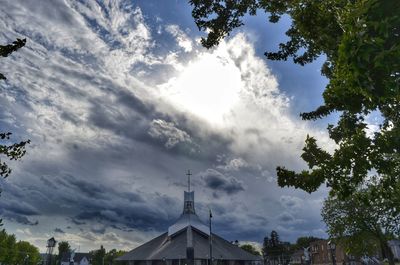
328,241,336,265
209,208,213,265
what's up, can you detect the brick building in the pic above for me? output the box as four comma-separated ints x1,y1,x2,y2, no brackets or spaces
310,240,359,265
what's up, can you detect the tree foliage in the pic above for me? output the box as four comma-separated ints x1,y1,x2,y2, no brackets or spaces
0,132,30,179
57,241,71,262
190,0,400,198
90,245,106,265
0,39,30,179
322,181,400,265
89,246,126,265
0,38,30,225
0,38,26,80
262,231,291,265
0,229,40,265
58,241,71,255
240,244,261,256
104,249,126,265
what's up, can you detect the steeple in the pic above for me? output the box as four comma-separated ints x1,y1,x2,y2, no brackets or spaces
183,170,195,214
183,191,195,214
167,171,210,236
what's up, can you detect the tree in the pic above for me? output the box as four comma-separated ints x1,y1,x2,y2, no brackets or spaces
0,229,17,264
0,229,40,265
270,231,280,247
104,249,127,265
58,241,71,256
322,181,400,265
0,38,30,224
57,241,71,263
262,231,292,265
91,245,106,265
262,236,269,262
240,244,261,256
189,0,400,198
15,240,41,265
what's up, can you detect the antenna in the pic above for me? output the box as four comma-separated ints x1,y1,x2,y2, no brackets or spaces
186,170,192,192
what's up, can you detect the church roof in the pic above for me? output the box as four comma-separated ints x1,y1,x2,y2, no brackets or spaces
118,178,261,262
117,226,261,261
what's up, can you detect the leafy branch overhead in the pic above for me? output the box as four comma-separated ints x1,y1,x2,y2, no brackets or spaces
190,0,400,198
0,39,30,178
0,38,26,80
0,133,30,178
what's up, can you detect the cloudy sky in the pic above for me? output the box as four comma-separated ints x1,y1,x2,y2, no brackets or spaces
0,0,335,252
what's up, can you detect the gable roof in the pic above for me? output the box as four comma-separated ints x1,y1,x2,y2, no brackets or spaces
118,189,261,262
117,226,261,261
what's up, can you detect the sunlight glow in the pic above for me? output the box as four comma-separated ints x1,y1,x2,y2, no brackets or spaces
159,51,242,125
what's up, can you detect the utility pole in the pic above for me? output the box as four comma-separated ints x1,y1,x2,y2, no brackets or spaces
209,208,213,265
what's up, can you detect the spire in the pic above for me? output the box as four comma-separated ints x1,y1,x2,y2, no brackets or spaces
167,170,210,236
184,170,195,214
186,170,192,192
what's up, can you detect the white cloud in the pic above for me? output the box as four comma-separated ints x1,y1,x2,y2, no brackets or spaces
217,157,249,171
148,119,192,148
158,33,332,171
165,24,193,52
280,195,303,210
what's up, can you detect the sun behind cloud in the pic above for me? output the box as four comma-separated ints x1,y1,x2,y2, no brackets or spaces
158,44,242,126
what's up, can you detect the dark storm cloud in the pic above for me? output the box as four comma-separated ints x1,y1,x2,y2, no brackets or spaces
55,175,177,231
211,212,269,242
91,226,106,234
200,169,245,195
1,173,179,232
85,87,232,162
0,200,39,216
280,195,303,209
2,212,38,226
54,228,65,233
85,88,202,157
71,218,86,225
278,212,295,223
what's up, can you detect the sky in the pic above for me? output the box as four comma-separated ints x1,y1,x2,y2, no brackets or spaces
0,0,335,253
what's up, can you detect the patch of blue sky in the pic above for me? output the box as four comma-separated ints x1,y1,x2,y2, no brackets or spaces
240,11,336,127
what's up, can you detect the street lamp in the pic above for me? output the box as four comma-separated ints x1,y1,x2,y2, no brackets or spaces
328,241,336,265
209,208,213,265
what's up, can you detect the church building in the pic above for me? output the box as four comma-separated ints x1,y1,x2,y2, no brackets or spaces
117,176,262,265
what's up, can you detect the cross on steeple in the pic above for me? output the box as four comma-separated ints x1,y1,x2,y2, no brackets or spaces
186,170,192,192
